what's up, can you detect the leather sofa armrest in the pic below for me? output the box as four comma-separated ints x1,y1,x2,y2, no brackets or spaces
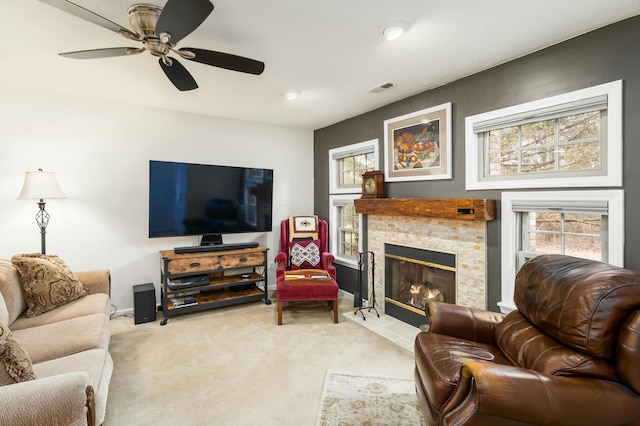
75,269,111,296
427,301,504,344
0,372,95,426
442,361,640,426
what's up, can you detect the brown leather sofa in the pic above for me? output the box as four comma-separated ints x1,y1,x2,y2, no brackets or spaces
414,254,640,426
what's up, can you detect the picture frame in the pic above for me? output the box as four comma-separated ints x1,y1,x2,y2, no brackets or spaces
383,102,452,182
292,215,318,233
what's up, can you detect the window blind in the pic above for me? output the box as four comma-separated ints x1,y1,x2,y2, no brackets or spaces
473,95,607,134
511,199,608,215
332,198,356,207
331,146,373,159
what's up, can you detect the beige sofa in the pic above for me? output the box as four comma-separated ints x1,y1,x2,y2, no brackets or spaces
0,257,113,426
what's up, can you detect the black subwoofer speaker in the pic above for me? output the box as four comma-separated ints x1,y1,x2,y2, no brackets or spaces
133,283,156,325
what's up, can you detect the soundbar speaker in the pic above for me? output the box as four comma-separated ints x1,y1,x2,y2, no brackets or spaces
133,283,156,325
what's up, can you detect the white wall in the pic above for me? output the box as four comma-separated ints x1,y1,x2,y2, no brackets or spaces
0,86,314,313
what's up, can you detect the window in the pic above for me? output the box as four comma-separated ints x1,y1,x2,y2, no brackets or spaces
519,210,604,268
500,190,624,313
338,152,375,189
487,111,602,177
337,202,359,257
465,80,622,190
330,195,361,266
328,139,378,267
329,139,378,194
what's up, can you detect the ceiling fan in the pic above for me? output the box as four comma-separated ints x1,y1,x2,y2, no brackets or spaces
38,0,265,91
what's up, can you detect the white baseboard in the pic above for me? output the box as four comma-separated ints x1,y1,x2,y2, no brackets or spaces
340,289,354,300
112,307,134,318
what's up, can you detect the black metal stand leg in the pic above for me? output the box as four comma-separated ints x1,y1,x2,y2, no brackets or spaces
367,252,380,318
159,286,168,325
354,252,365,319
365,301,380,318
355,302,367,320
261,265,272,305
354,251,380,319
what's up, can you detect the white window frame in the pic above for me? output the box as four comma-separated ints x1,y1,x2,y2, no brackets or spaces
328,139,378,268
499,190,624,313
328,139,379,194
329,194,363,268
465,80,623,190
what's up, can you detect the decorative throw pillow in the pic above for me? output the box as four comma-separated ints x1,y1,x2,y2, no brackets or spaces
289,240,321,270
0,320,36,385
10,254,88,317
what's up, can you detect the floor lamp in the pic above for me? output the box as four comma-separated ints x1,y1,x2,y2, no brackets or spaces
17,169,66,255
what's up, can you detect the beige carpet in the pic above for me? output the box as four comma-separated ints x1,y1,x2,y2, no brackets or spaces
104,295,418,425
316,371,426,426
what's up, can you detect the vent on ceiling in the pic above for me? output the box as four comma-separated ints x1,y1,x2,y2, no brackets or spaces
369,82,396,93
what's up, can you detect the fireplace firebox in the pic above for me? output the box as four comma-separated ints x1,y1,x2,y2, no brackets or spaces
384,243,456,327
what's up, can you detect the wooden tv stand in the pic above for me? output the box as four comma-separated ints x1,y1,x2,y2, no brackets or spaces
159,246,270,325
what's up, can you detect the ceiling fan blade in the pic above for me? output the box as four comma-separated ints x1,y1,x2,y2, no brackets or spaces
38,0,139,39
156,0,214,45
180,48,265,75
60,47,143,60
159,58,198,91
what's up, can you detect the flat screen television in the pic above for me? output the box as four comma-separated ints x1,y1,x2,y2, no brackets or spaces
149,160,273,238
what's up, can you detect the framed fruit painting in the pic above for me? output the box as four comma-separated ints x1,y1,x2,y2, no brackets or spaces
383,102,452,182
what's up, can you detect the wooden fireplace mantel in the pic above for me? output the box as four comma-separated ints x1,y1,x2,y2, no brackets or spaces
354,198,496,221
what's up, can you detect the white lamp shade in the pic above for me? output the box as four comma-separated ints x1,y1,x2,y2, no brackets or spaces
17,170,66,200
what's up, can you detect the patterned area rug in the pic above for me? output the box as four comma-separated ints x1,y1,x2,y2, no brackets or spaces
316,371,426,426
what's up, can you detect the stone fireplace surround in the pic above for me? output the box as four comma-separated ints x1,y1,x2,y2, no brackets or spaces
354,198,495,315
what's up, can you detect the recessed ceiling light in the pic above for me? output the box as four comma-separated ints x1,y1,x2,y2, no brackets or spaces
285,91,300,100
382,22,409,41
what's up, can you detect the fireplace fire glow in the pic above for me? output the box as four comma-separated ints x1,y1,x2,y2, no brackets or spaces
384,243,455,327
408,284,444,309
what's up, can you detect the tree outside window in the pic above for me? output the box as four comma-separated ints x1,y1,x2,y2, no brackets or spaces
337,204,359,257
339,153,375,188
486,111,602,177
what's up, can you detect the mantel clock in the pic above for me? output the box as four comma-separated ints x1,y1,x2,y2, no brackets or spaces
361,170,385,198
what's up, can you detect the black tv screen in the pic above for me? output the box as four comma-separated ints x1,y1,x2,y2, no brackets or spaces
149,160,273,238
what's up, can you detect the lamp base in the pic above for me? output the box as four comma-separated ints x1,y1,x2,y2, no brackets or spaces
35,200,49,254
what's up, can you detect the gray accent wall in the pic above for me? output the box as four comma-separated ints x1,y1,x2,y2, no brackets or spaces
313,16,640,311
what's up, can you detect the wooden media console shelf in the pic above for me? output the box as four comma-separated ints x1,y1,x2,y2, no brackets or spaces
159,246,270,325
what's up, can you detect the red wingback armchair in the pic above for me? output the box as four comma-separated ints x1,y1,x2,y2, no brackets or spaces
414,254,640,426
274,216,339,324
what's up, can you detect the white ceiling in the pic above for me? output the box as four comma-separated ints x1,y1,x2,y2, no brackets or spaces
1,0,639,130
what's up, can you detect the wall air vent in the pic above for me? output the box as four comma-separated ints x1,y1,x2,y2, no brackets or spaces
369,82,396,93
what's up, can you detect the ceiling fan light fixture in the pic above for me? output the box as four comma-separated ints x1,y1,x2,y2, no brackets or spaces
382,22,409,41
159,32,172,44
